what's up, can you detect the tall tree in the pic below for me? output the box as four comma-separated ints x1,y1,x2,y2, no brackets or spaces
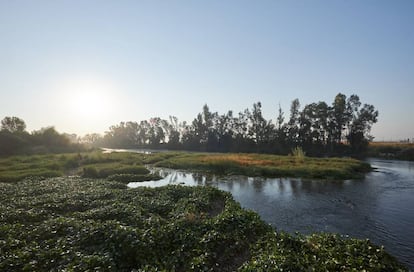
1,116,26,133
299,103,315,146
276,104,284,131
249,102,272,145
314,102,329,145
347,103,378,152
330,93,348,144
287,99,301,146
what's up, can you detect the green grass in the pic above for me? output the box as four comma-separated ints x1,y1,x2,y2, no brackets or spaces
0,151,164,183
0,177,406,271
154,152,372,180
0,150,372,183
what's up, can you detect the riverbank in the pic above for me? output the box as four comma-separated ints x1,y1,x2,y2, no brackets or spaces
0,150,371,183
0,177,407,271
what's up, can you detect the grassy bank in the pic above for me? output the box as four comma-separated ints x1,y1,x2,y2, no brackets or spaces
0,150,371,183
0,151,162,183
0,177,406,271
368,142,414,161
154,152,372,180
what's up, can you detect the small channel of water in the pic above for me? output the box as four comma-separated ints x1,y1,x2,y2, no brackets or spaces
128,159,414,270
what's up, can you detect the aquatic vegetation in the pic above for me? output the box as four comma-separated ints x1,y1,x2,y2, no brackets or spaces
0,177,406,271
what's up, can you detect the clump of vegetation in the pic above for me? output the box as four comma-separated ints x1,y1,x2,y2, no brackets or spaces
240,232,406,271
0,177,406,271
291,146,306,160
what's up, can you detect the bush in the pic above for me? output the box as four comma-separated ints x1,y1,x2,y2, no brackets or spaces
291,146,306,159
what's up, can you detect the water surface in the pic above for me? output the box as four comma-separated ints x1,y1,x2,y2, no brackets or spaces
129,159,414,269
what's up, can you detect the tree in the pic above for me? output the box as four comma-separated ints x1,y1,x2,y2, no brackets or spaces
166,116,181,148
1,116,26,133
103,121,139,148
0,130,29,156
347,103,378,153
314,102,329,145
148,117,165,146
286,99,301,146
82,133,103,146
249,102,272,145
330,93,348,144
276,104,284,132
214,111,234,152
299,103,315,146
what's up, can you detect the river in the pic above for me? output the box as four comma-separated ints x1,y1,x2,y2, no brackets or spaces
128,158,414,269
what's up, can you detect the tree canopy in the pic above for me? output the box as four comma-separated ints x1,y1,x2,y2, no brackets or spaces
0,118,83,157
1,116,26,133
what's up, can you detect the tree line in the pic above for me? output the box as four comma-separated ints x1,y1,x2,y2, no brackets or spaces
84,93,378,156
0,93,378,157
0,117,83,156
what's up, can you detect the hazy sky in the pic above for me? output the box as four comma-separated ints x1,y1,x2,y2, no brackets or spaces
1,1,413,140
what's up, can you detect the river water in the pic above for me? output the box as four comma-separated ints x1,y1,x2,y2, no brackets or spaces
128,159,414,269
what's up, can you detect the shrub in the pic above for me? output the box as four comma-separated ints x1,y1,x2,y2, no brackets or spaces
291,146,306,159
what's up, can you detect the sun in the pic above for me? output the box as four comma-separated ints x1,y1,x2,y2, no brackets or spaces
69,88,110,118
59,77,118,130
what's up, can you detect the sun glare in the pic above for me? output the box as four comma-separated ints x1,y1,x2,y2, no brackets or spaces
58,77,120,133
69,88,109,118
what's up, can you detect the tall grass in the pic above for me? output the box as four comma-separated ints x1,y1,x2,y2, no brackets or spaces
291,146,306,160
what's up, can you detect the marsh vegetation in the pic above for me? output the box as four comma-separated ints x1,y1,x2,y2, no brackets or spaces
0,150,370,183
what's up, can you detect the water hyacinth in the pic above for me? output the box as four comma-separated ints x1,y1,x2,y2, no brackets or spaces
0,177,407,271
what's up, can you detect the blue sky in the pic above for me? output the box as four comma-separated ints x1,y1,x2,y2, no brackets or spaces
0,1,413,140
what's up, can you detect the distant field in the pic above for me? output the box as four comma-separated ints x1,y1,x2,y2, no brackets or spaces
370,142,414,147
368,142,414,161
0,150,371,183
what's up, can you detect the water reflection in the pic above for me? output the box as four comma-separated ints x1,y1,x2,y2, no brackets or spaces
128,159,414,269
